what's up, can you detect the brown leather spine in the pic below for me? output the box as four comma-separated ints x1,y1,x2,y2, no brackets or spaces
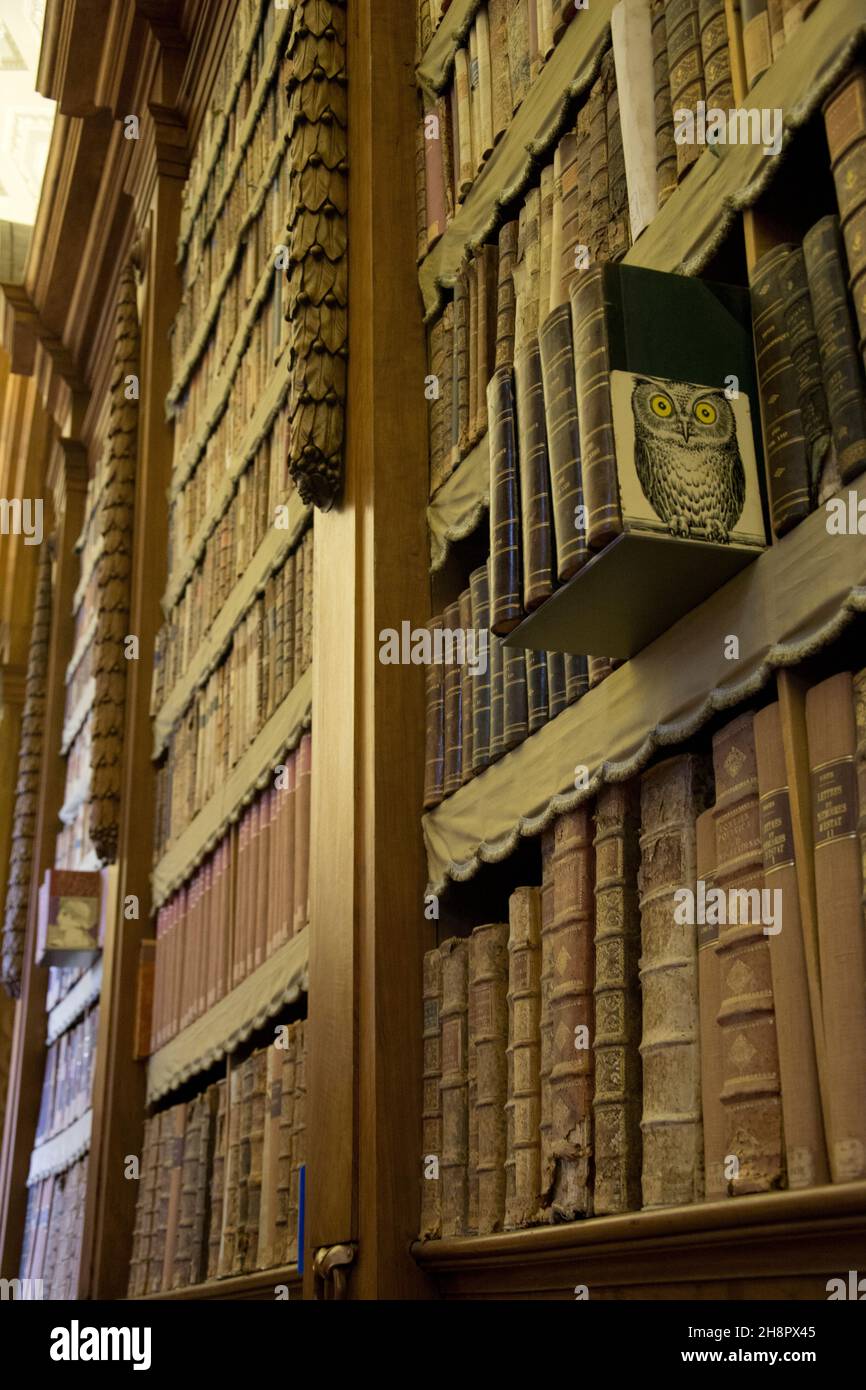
539,301,588,582
514,333,554,610
696,808,726,1202
488,364,524,632
803,215,866,484
570,265,623,551
470,922,509,1234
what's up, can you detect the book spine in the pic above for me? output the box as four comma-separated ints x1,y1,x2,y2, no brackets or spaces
639,752,709,1208
750,244,812,536
569,265,623,551
605,73,631,261
289,1022,306,1263
454,47,474,197
277,1029,297,1262
525,648,549,734
293,732,311,935
754,701,828,1188
514,188,541,353
440,937,470,1235
612,0,660,241
243,1049,268,1272
258,1045,282,1267
420,948,443,1239
502,644,529,752
475,245,498,441
514,334,554,610
539,301,588,582
587,59,612,264
565,653,589,704
458,586,475,782
651,0,678,208
547,650,566,718
593,782,643,1215
549,143,565,310
475,6,495,162
779,247,832,501
468,23,483,180
740,0,771,90
558,131,581,302
539,825,556,1203
467,257,480,447
488,0,513,144
505,886,542,1228
489,626,505,760
494,220,519,369
665,0,705,178
206,1081,227,1279
442,599,463,795
802,215,866,485
487,365,523,633
424,616,446,807
453,271,471,460
696,807,726,1202
712,710,784,1195
507,0,531,111
805,673,866,1181
538,162,555,324
469,565,492,773
697,0,733,110
825,70,866,377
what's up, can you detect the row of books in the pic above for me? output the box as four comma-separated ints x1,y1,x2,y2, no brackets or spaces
174,132,292,383
152,533,313,851
18,1158,88,1301
421,668,866,1237
34,1005,99,1146
741,0,817,91
128,1025,307,1295
417,0,579,256
45,962,88,1013
422,564,618,809
151,739,311,1049
179,0,275,260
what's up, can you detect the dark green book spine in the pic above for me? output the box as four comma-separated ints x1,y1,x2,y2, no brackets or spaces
779,247,831,497
539,301,587,583
803,215,866,484
469,565,492,774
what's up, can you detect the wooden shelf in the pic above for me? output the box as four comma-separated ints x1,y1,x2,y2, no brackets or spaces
153,492,310,758
135,1263,302,1301
413,1182,866,1298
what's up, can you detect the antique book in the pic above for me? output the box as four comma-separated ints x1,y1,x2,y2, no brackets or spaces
437,94,456,223
538,163,555,323
289,1022,307,1263
805,673,866,1182
802,216,866,483
665,0,706,179
639,753,710,1208
539,826,556,1203
781,0,804,36
276,1027,297,1262
467,261,480,449
218,1064,243,1276
740,0,771,89
541,809,594,1220
242,1048,267,1271
508,0,532,110
695,807,726,1202
514,188,541,351
525,648,549,734
423,104,446,249
469,566,492,774
442,598,463,794
458,586,475,780
258,1043,283,1268
539,302,587,582
489,627,506,760
565,653,589,704
588,59,612,264
505,886,542,1228
206,1080,227,1279
467,967,478,1234
431,302,455,493
146,1110,173,1293
547,650,567,718
651,0,677,208
823,68,866,374
469,931,508,1238
494,220,519,368
606,76,631,260
420,948,443,1239
235,1056,255,1273
588,655,614,690
549,144,565,310
514,334,554,610
454,270,470,458
488,0,513,143
779,247,832,503
528,0,541,80
294,732,311,935
754,701,828,1188
428,312,449,491
475,5,495,161
468,23,482,180
750,244,811,535
612,0,659,241
171,1096,201,1289
558,130,581,301
440,937,470,1236
454,47,474,196
569,266,623,552
474,244,499,440
424,616,446,806
502,644,529,752
487,366,523,633
593,782,643,1215
713,712,784,1195
697,0,733,110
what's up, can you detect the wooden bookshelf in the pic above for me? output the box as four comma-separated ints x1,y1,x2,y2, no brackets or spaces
136,1263,302,1301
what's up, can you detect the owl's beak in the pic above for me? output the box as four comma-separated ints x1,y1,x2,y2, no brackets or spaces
679,419,691,442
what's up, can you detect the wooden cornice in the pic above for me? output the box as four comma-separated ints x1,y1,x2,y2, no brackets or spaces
0,285,40,377
124,102,188,229
37,0,112,115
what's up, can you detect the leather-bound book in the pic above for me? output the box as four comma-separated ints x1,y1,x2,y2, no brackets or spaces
430,302,455,494
767,0,785,58
293,541,305,690
258,1045,283,1266
781,0,804,37
468,23,483,181
651,0,677,207
489,629,506,759
695,807,726,1202
424,616,446,807
779,247,832,503
856,668,866,977
569,265,623,552
544,809,594,1219
474,245,499,440
550,143,565,310
539,826,556,1203
593,782,643,1215
539,0,555,57
417,119,429,263
423,104,447,251
606,76,631,261
294,732,311,935
276,1028,297,1262
805,674,866,1182
454,47,474,197
437,94,456,224
539,163,555,323
558,130,581,302
475,6,495,161
754,702,828,1189
429,319,447,492
589,655,614,689
458,587,475,781
420,948,443,1239
442,599,463,794
503,644,529,752
639,753,710,1208
824,69,866,374
666,0,705,179
172,1095,201,1289
235,1056,255,1273
525,648,549,733
146,1112,171,1293
289,1023,307,1263
129,1115,160,1296
515,334,554,609
505,887,542,1228
508,0,531,111
803,216,866,484
514,188,541,352
487,365,523,633
542,650,565,718
207,1080,228,1279
539,303,587,582
565,653,589,704
469,566,492,773
750,245,811,536
467,984,478,1234
488,0,513,144
698,0,733,110
453,270,471,459
588,61,612,264
218,1065,243,1276
740,0,771,89
528,0,541,81
494,220,519,369
470,923,509,1233
242,1049,268,1271
440,937,470,1235
713,711,784,1194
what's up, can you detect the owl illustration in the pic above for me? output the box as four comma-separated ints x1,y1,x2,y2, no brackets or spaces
630,378,745,542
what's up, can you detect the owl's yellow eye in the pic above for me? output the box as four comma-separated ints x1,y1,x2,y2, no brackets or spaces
650,394,673,417
693,400,717,425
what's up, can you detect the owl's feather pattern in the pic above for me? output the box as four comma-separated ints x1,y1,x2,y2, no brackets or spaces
631,378,745,542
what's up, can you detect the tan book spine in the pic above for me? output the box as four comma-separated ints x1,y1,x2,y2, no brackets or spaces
218,1063,243,1276
242,1048,268,1272
505,886,542,1228
639,753,710,1208
593,782,643,1215
696,808,726,1202
474,244,498,439
423,616,446,809
697,0,734,110
513,187,541,352
467,261,480,450
494,220,519,369
823,67,866,376
488,0,513,144
651,0,677,208
538,162,555,326
468,23,482,178
470,922,509,1234
475,7,495,162
453,270,471,460
293,731,311,935
508,0,531,110
805,673,866,1182
420,948,443,1238
539,825,556,1203
289,1021,307,1263
442,599,464,793
754,701,828,1188
276,1027,297,1262
207,1080,227,1279
458,587,475,782
549,143,565,310
665,0,706,179
171,1095,199,1289
467,972,478,1234
258,1043,283,1267
454,47,474,197
440,937,470,1235
713,711,784,1195
587,59,611,265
